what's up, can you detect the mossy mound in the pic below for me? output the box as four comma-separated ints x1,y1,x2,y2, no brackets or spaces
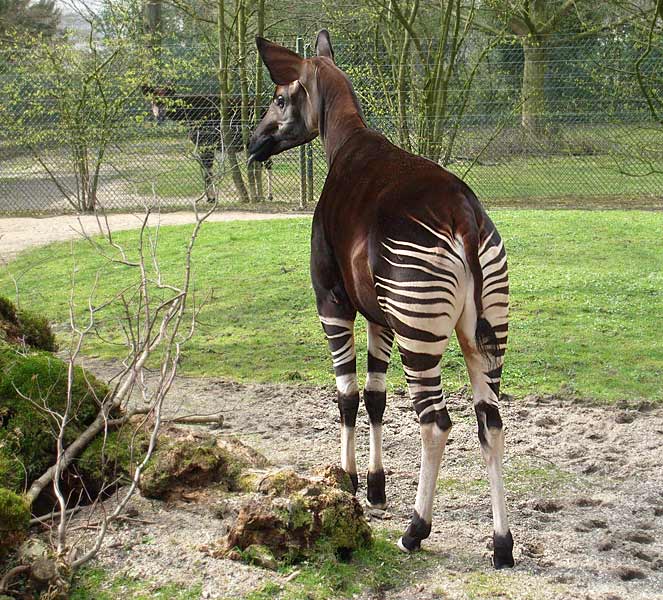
0,343,110,494
0,488,31,556
215,465,372,564
77,425,150,497
0,296,56,352
140,430,266,500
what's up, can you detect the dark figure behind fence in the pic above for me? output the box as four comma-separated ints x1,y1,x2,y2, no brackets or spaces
141,86,273,203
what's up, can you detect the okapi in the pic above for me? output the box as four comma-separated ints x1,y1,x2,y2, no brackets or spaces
141,86,273,202
248,31,513,568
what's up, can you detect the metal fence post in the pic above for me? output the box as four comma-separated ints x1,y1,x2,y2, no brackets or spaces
304,43,315,205
296,36,307,209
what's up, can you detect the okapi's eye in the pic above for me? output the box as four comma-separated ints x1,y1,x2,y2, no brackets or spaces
276,95,285,109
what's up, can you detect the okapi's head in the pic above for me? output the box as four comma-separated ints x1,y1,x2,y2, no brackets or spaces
248,30,335,163
140,85,175,123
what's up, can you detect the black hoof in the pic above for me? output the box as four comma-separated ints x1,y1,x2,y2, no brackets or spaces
398,510,431,553
367,469,386,507
349,472,358,494
493,530,515,569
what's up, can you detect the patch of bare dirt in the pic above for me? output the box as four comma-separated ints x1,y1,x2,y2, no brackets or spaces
68,359,663,599
0,210,306,262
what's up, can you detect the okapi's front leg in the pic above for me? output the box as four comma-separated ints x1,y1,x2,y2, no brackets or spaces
319,312,359,493
364,321,394,508
198,147,216,203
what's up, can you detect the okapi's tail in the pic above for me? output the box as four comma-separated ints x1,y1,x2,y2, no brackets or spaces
463,220,499,359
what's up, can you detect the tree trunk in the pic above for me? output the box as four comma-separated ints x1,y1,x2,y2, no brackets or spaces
227,148,249,203
237,0,256,202
521,38,546,134
252,0,266,201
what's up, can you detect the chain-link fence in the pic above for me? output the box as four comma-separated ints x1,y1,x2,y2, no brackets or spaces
0,31,661,214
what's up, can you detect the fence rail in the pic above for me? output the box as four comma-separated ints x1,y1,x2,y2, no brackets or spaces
0,32,661,214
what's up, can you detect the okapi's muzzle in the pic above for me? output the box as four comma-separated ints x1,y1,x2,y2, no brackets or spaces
247,131,277,165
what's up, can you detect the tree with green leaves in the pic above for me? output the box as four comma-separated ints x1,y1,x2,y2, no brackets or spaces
0,0,61,38
0,30,149,212
479,0,654,133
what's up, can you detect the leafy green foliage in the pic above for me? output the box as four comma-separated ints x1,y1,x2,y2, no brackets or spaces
0,30,154,211
0,0,60,39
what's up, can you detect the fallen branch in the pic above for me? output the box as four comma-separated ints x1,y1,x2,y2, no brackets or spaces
164,413,225,427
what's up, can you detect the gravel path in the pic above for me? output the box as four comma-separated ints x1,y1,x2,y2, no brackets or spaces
0,210,307,262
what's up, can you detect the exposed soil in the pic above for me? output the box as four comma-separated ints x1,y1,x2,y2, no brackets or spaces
67,358,663,600
0,210,306,262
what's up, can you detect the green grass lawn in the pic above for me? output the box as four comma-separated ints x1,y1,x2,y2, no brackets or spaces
2,211,662,402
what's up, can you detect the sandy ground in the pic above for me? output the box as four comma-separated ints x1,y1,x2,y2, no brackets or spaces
0,210,307,262
68,360,663,600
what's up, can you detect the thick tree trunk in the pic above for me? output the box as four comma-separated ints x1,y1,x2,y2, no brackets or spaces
521,39,546,134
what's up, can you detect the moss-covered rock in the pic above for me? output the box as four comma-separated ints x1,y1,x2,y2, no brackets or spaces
0,343,109,494
0,488,31,555
0,296,56,352
214,464,372,564
139,431,264,500
257,468,309,496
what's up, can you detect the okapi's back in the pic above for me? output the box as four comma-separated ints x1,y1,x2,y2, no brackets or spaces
316,128,499,323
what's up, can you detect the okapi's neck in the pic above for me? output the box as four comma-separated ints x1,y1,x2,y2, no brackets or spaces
315,60,366,166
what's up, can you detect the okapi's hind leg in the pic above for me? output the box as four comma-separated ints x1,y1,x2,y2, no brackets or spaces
319,313,359,493
455,234,513,569
396,347,452,552
364,321,394,508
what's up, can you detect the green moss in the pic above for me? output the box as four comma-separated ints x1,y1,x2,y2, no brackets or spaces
78,428,149,494
287,496,315,531
140,437,247,499
0,343,109,493
260,469,308,496
0,487,30,554
0,296,56,351
317,489,372,552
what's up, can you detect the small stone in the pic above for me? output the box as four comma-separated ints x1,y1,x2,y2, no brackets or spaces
18,538,49,562
615,566,646,581
30,558,57,586
531,499,563,513
633,550,653,562
614,411,635,424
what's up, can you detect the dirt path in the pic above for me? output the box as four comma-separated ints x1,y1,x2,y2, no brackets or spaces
79,360,663,600
0,210,307,262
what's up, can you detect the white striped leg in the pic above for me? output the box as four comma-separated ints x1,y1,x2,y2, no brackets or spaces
455,239,513,568
397,360,452,552
320,315,359,492
364,322,394,508
462,346,513,568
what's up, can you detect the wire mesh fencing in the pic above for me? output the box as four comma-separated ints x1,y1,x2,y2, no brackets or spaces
0,30,661,215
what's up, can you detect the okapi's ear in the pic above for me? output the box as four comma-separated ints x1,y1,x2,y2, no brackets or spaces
256,37,303,85
315,29,334,62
